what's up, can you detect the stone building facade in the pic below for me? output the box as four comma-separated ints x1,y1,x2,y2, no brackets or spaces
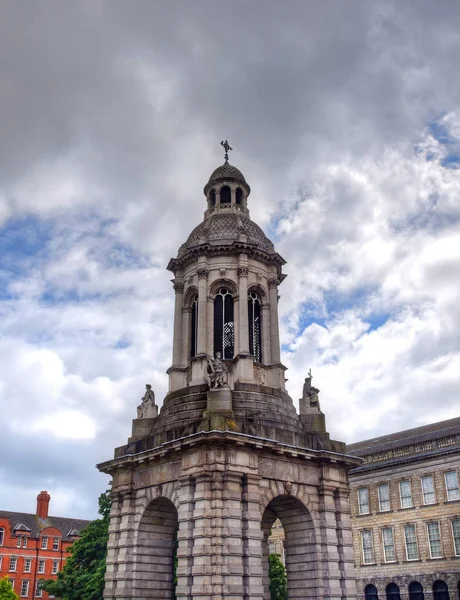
347,417,460,600
98,152,360,600
0,491,89,600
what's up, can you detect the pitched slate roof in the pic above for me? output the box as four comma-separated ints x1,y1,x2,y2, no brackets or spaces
0,510,91,541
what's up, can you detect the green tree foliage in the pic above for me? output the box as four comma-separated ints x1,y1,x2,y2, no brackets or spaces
0,577,19,600
268,553,287,600
42,488,111,600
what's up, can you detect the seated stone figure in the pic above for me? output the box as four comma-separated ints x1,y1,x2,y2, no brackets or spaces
137,384,157,419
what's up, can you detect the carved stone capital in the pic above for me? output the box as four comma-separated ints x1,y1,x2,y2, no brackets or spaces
268,278,279,289
237,266,249,278
197,267,209,280
173,281,185,293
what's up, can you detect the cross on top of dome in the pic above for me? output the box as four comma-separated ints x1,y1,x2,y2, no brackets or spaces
220,139,233,162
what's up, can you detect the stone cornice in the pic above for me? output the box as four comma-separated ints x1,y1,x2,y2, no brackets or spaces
97,430,363,475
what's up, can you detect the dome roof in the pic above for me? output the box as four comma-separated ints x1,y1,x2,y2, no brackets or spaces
178,213,274,257
204,162,249,194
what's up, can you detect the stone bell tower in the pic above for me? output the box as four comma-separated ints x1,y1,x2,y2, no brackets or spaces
98,144,360,600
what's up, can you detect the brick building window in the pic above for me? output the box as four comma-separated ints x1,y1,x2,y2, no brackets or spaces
20,580,29,598
444,471,460,501
23,559,32,573
421,475,436,505
378,483,391,512
0,528,4,546
52,560,59,574
52,537,60,551
361,530,374,564
451,519,460,555
9,557,18,572
427,522,442,558
0,557,2,570
40,536,48,549
8,579,14,590
35,581,43,598
37,560,45,574
404,524,419,560
399,480,413,508
382,527,396,562
358,487,370,515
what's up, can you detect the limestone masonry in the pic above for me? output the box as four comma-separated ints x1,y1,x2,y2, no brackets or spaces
98,151,360,600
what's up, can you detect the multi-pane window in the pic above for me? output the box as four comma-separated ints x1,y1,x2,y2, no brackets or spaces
20,580,29,597
399,480,413,508
451,519,460,556
378,483,391,512
0,557,2,570
213,288,234,359
404,524,419,560
52,560,59,575
40,536,48,550
37,560,45,574
361,530,374,564
35,581,43,598
9,557,18,572
0,528,4,545
358,487,370,515
382,527,396,562
53,537,60,551
421,475,436,505
248,291,262,362
444,471,460,501
190,295,198,358
8,580,14,590
23,559,32,573
17,536,22,548
427,522,442,558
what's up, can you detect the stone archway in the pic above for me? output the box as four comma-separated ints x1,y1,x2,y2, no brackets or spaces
133,496,178,600
261,495,317,600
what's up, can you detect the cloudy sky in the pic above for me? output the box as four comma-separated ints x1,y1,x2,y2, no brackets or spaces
1,1,459,519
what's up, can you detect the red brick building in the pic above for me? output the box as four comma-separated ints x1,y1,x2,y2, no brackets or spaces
0,491,90,599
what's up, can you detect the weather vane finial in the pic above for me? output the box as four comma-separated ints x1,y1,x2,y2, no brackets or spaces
221,140,233,163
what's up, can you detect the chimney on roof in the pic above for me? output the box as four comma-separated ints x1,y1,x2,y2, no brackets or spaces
36,491,50,520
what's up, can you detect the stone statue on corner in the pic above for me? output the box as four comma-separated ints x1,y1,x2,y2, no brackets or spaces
300,372,321,413
207,353,229,389
137,384,158,419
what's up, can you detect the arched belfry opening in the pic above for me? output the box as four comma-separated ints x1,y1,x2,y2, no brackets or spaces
262,496,318,600
99,144,359,600
134,497,178,600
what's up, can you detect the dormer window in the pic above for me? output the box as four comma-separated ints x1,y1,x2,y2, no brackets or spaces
220,185,231,204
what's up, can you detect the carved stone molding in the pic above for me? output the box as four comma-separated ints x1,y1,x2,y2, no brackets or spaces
173,281,185,293
284,481,293,495
254,364,266,385
197,267,209,279
237,266,249,278
268,278,279,289
155,484,163,497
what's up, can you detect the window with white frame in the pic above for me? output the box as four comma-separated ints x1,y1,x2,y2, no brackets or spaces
8,579,14,590
427,521,442,558
23,559,32,573
40,536,48,550
404,524,419,560
0,528,4,546
52,560,59,575
16,536,22,548
9,557,18,572
35,580,43,598
358,487,370,515
0,557,2,570
382,527,396,562
421,475,436,505
451,519,460,556
378,483,391,512
361,530,374,564
52,536,60,551
444,471,460,501
37,559,45,574
20,580,29,597
399,480,413,508
23,536,27,548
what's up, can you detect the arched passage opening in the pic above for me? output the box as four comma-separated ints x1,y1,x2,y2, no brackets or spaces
261,495,317,600
409,581,424,600
365,584,379,600
134,496,178,600
433,580,450,600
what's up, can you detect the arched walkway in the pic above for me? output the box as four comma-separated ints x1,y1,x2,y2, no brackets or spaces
261,495,317,600
134,497,178,599
433,580,450,600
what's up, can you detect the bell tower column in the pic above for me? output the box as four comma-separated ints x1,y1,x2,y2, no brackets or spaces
237,263,250,355
172,281,184,366
268,278,281,364
197,265,209,355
